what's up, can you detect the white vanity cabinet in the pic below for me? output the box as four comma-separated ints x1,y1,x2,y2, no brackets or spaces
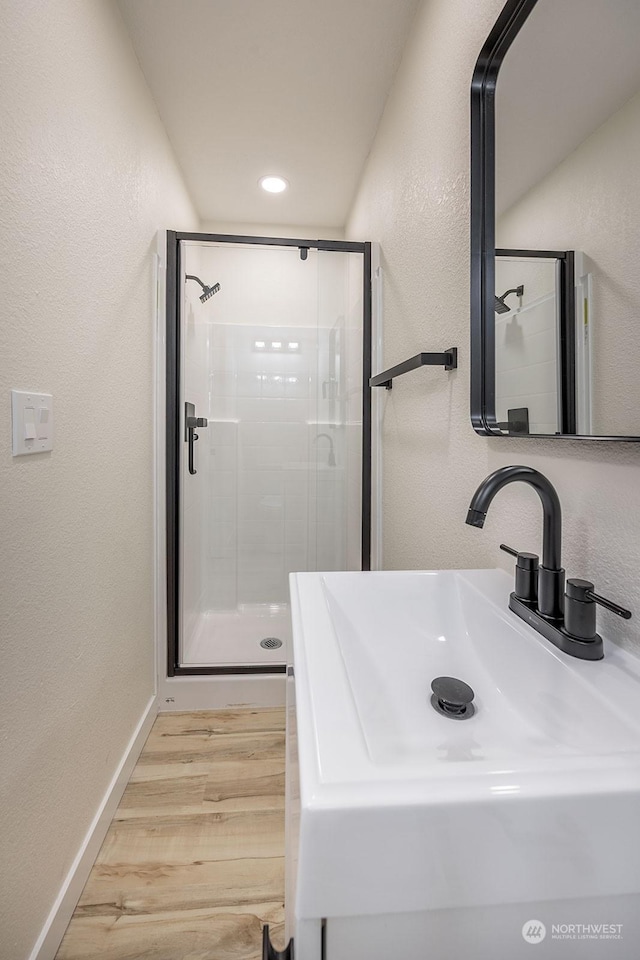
284,660,322,960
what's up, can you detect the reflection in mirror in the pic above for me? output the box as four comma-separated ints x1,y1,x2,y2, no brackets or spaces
492,0,640,437
494,249,586,435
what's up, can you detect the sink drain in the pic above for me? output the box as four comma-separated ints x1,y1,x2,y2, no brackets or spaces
260,637,283,650
430,676,475,720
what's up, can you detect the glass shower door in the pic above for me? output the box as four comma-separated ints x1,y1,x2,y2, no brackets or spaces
172,235,368,673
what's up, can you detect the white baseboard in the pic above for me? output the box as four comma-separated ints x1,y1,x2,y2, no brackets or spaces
29,695,158,960
159,674,286,711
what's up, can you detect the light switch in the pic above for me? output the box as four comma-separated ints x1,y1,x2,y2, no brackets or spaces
24,408,37,440
38,406,50,440
11,390,54,455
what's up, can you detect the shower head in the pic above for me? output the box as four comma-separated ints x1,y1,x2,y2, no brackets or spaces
185,274,221,303
494,284,524,315
199,282,221,303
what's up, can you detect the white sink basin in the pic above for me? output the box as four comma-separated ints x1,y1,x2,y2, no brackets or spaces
287,569,640,957
322,569,640,767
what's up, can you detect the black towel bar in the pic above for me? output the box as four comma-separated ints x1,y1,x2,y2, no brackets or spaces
369,348,457,389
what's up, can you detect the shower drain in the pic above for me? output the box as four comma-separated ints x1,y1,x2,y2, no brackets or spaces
260,637,283,650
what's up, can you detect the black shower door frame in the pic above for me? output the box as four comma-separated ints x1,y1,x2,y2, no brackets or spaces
166,231,372,677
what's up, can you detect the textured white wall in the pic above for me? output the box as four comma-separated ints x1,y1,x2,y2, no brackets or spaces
0,1,198,956
346,0,640,652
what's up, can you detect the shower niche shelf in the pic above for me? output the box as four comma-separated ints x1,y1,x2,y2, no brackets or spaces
369,348,457,389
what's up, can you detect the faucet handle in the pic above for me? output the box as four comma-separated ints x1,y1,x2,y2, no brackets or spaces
586,590,632,620
500,544,518,558
500,544,538,566
500,544,520,559
565,579,632,641
500,544,539,604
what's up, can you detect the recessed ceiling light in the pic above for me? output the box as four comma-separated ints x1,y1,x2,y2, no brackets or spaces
271,341,282,349
259,175,288,194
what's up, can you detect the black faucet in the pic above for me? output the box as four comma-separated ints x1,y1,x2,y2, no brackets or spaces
467,465,564,619
466,466,631,660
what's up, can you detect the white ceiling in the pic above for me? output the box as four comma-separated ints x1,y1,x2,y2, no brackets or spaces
496,0,640,216
117,0,420,228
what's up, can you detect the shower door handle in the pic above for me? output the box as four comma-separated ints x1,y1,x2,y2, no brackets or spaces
188,430,199,475
185,402,208,476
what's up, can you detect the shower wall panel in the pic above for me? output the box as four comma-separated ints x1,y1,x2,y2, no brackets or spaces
207,322,318,611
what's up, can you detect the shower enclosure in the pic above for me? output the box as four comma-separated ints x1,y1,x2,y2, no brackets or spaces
166,232,371,675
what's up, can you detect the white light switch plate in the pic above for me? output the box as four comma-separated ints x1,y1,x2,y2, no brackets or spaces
11,390,54,455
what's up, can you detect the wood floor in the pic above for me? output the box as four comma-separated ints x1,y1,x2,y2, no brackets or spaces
55,708,286,960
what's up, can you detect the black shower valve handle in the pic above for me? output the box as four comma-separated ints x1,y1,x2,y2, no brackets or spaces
500,544,539,605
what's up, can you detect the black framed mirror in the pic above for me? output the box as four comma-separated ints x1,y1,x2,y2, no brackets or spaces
471,0,640,440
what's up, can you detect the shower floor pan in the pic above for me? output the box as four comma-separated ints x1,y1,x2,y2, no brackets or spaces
182,604,290,667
